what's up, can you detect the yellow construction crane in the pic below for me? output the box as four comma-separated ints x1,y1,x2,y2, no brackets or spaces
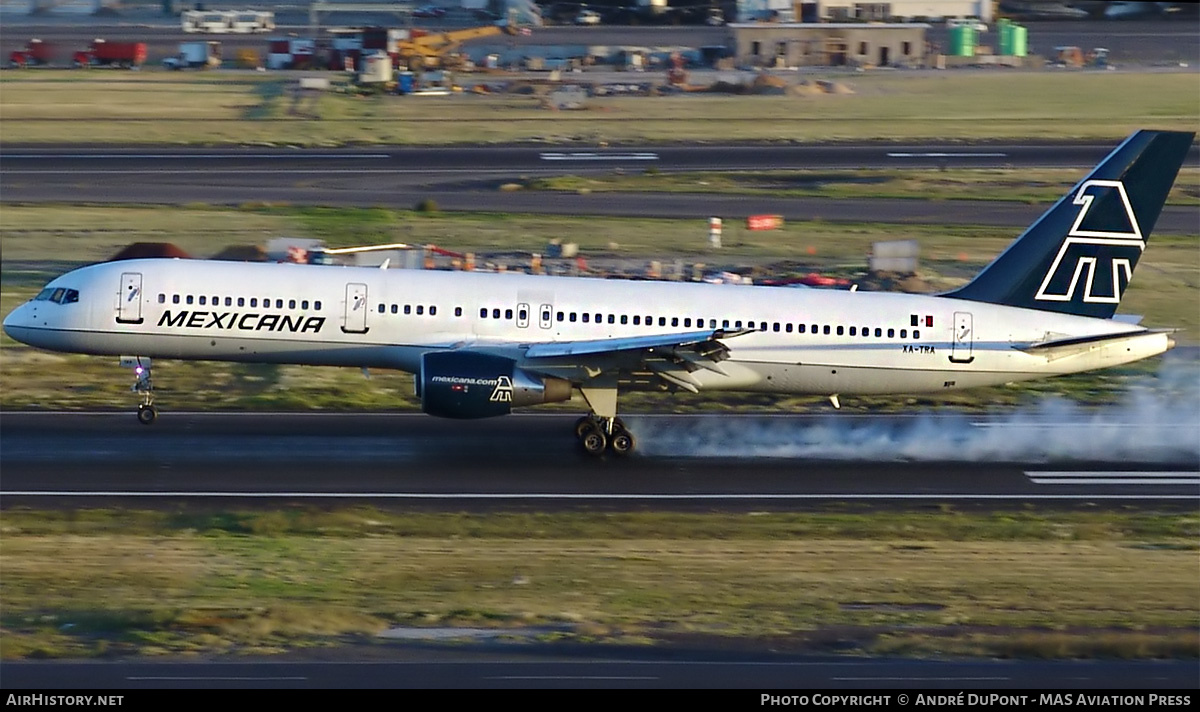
397,25,505,70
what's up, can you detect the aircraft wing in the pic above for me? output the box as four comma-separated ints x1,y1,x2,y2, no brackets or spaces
515,328,754,392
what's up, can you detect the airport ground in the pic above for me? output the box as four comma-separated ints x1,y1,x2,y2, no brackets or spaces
0,25,1197,675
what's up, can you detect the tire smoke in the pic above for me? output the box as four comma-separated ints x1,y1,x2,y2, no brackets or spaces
630,358,1200,463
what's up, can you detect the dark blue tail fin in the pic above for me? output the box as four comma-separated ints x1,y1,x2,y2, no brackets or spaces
945,130,1194,318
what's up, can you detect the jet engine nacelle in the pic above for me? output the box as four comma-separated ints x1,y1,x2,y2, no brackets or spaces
419,351,573,419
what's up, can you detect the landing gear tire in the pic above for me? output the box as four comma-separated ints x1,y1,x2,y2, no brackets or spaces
137,404,158,425
580,427,608,456
609,428,635,457
574,416,594,440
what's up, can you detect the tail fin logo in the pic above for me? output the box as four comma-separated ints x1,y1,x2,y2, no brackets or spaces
1034,179,1145,305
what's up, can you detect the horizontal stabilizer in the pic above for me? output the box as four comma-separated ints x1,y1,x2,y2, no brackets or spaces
1016,329,1173,361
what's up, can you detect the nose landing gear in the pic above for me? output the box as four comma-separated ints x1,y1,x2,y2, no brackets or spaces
123,356,157,425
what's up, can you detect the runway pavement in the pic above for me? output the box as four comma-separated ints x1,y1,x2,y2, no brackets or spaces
2,411,1196,509
5,653,1199,689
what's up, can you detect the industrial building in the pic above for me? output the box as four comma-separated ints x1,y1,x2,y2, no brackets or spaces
737,0,992,22
729,22,930,67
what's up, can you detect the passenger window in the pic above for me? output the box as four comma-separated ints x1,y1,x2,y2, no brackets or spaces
557,312,564,322
709,319,717,329
823,325,830,335
849,327,856,336
199,296,207,305
480,308,487,318
187,295,194,305
517,308,526,320
416,305,424,315
913,329,920,339
226,297,233,307
620,315,628,325
289,299,296,309
684,318,692,327
275,299,283,309
735,321,742,329
238,297,245,307
493,308,501,319
315,301,322,311
173,295,181,304
378,304,385,313
568,312,576,322
773,323,780,332
786,324,793,333
888,328,895,338
798,324,805,333
158,294,166,304
505,309,513,320
760,321,767,331
391,304,398,314
875,328,882,337
837,326,844,336
301,300,308,310
250,298,258,307
659,317,667,327
901,329,908,338
456,307,463,317
722,320,729,329
632,315,640,325
430,306,437,316
671,317,679,327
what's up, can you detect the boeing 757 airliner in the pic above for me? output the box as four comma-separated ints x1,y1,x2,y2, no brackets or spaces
4,130,1194,455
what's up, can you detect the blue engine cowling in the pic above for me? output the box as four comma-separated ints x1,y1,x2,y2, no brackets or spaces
419,351,573,419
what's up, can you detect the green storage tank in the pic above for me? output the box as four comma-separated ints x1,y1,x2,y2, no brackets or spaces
998,21,1013,55
1012,24,1028,57
949,26,976,57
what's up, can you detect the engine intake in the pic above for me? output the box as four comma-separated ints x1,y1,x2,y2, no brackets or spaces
419,351,572,419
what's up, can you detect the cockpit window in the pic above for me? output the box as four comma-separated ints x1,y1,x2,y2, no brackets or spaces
33,287,79,304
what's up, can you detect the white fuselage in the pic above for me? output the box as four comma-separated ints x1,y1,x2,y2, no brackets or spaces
3,258,1170,396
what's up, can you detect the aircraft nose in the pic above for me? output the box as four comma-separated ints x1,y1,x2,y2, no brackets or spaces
2,305,19,339
3,303,33,344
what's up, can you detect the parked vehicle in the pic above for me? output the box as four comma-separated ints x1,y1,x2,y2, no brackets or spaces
9,39,53,68
72,40,147,69
162,41,222,70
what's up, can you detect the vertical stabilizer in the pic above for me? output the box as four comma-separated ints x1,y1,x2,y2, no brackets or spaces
945,130,1194,318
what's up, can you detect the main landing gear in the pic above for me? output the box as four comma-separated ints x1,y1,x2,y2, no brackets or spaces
123,356,157,425
574,415,636,457
574,385,635,457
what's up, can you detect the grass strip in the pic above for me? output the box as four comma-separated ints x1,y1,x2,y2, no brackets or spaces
1,508,1196,659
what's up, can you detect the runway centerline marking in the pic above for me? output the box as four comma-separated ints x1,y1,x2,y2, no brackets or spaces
887,152,1008,158
540,152,659,161
1026,471,1200,486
